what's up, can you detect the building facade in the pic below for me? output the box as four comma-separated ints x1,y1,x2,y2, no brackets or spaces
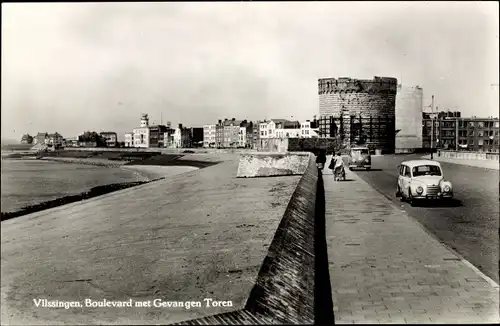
133,114,150,148
395,84,423,153
222,118,241,148
172,124,192,148
47,133,64,147
203,124,216,147
124,133,134,147
190,127,204,147
215,120,224,148
149,125,168,148
34,132,49,145
318,76,398,153
99,132,118,147
422,112,499,152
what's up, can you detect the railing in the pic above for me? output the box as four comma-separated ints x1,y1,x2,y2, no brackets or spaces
437,150,499,161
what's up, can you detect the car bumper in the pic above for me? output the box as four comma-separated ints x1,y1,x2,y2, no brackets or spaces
349,164,371,168
413,192,453,200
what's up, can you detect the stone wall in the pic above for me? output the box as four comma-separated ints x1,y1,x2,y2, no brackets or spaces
236,152,311,178
318,76,397,153
395,84,423,151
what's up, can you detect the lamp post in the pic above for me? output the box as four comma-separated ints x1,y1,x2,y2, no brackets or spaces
430,95,435,159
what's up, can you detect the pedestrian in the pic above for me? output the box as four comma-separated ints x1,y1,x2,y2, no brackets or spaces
316,149,327,170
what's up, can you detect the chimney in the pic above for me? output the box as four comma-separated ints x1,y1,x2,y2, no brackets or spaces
232,118,235,121
218,119,222,124
224,118,228,121
179,123,183,129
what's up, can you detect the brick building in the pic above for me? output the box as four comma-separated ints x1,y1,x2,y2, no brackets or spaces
422,111,499,152
318,76,398,153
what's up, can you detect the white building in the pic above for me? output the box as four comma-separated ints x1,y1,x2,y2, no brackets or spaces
259,119,309,139
203,124,216,147
238,126,247,147
300,120,320,138
133,114,150,148
124,133,134,147
395,84,424,152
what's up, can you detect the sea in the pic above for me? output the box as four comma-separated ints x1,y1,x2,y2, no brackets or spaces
1,157,155,213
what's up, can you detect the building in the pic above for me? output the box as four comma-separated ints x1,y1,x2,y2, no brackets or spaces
149,125,169,148
99,132,118,147
252,122,261,149
395,84,423,153
318,76,398,153
190,127,204,147
300,119,320,138
239,120,254,148
64,136,79,147
203,124,216,148
34,132,49,145
172,124,192,148
124,133,134,147
215,121,224,148
47,132,63,147
422,111,499,152
20,134,33,144
223,118,242,148
133,114,150,148
259,119,302,139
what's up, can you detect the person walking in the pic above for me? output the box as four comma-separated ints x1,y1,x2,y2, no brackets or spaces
316,149,327,171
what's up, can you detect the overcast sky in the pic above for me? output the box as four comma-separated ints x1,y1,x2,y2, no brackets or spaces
2,1,498,140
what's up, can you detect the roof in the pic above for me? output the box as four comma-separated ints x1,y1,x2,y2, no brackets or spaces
401,160,441,168
223,120,242,126
100,131,117,135
270,119,300,128
36,132,48,137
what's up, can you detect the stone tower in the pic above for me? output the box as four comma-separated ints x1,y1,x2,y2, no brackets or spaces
318,76,398,153
140,114,149,128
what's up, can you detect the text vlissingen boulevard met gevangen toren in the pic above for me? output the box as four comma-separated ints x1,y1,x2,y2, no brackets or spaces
33,298,233,310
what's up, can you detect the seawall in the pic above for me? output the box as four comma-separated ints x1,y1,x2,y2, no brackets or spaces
2,152,324,325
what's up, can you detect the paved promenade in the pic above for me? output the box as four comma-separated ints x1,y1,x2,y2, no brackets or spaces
421,154,499,170
324,156,499,324
1,154,301,325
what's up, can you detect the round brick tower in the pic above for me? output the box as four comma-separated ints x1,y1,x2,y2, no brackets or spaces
318,76,398,153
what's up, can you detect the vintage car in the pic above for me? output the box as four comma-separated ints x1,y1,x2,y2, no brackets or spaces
396,160,453,206
348,146,371,170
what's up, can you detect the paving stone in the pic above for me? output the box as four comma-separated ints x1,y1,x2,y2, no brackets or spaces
325,160,500,324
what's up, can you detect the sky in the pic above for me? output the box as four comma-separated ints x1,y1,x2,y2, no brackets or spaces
2,1,499,141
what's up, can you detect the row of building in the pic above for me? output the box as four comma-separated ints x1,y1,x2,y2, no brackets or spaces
122,114,321,149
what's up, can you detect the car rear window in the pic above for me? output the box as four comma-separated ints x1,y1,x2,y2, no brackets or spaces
412,165,442,177
353,149,369,155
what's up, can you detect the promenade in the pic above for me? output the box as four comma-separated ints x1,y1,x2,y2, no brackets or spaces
324,156,499,324
1,153,302,325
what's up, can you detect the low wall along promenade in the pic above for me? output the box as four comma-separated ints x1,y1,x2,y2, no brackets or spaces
437,149,499,161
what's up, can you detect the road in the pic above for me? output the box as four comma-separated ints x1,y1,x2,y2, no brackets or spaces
351,154,499,284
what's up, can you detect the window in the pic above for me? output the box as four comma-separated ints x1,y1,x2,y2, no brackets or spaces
478,131,484,137
404,166,411,177
478,122,484,128
469,122,475,128
468,130,474,137
495,121,499,128
478,139,484,146
399,165,404,176
412,165,442,177
469,140,474,145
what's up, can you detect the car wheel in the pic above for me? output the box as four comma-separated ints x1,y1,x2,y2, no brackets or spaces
366,167,371,171
408,190,416,207
396,185,401,198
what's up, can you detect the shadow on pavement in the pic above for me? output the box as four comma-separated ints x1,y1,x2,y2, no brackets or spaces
354,168,383,172
314,170,335,324
412,198,463,208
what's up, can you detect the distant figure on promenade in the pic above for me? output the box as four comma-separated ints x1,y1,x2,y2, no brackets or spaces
329,152,346,181
316,149,327,170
